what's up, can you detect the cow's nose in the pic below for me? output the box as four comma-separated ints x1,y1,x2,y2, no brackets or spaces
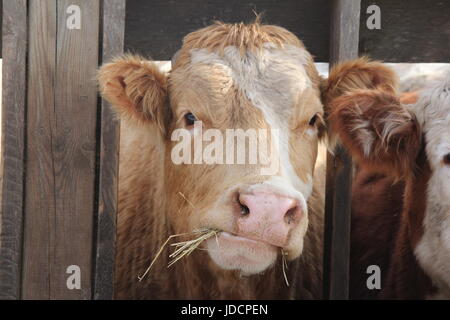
236,192,302,247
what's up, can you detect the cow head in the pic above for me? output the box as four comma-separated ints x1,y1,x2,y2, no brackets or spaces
408,78,450,294
328,66,450,294
98,22,397,276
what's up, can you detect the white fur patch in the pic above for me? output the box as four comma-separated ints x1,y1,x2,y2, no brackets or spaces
190,44,314,202
190,45,318,263
412,75,450,299
351,119,374,157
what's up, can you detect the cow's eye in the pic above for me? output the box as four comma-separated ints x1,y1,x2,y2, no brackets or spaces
308,114,318,126
184,112,197,126
444,153,450,165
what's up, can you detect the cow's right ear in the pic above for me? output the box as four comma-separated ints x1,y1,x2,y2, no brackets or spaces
98,55,168,134
321,57,398,105
321,58,399,149
327,88,421,178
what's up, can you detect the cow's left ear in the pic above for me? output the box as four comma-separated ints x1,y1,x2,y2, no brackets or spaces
98,54,169,134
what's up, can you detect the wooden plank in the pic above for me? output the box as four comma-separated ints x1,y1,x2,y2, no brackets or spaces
124,0,330,61
359,0,450,62
323,0,360,300
1,0,448,62
0,0,3,57
93,0,125,300
123,0,449,63
52,0,100,299
22,0,100,299
0,0,27,300
22,0,57,299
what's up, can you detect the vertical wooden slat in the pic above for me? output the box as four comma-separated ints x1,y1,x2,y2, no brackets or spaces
22,0,57,299
0,0,27,300
93,0,125,300
52,0,100,299
323,0,361,300
22,0,100,299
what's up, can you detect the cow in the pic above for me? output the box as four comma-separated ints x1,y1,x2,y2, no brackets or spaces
98,21,398,299
329,75,450,299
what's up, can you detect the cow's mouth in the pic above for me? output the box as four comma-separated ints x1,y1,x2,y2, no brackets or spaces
219,231,278,247
204,231,279,275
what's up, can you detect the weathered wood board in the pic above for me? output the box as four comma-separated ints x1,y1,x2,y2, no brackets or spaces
1,0,125,300
123,0,449,62
323,0,360,300
0,0,27,300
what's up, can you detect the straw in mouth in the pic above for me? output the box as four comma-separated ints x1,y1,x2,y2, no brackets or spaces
168,229,220,268
138,191,289,286
138,228,218,281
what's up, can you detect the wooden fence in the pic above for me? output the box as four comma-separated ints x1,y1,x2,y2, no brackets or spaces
0,0,448,299
0,0,124,300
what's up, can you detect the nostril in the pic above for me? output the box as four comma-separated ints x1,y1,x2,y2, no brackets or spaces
237,194,250,216
240,204,250,216
285,206,299,225
444,153,450,165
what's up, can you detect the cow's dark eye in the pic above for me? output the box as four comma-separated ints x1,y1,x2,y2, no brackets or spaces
444,153,450,165
184,112,197,126
309,114,318,126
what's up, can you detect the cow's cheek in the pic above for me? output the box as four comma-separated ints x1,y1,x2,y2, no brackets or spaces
284,213,309,259
164,159,231,233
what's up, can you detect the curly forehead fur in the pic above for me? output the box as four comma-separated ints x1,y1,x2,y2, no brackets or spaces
182,21,304,54
171,21,321,89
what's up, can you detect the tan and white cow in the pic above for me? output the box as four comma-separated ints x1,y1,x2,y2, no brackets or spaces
331,76,450,299
98,21,397,299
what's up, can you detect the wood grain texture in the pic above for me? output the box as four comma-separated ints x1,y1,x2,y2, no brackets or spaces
93,0,125,300
1,0,449,61
0,1,3,56
124,0,330,61
52,0,99,299
22,0,57,300
22,0,100,299
359,0,450,62
323,0,360,300
0,0,27,300
123,0,449,63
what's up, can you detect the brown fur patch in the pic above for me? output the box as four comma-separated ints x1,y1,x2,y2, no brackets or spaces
98,54,170,134
400,91,420,105
180,21,303,58
328,89,421,179
350,147,436,299
381,148,435,299
322,57,399,106
350,168,404,299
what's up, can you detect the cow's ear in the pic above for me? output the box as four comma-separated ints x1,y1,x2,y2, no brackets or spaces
321,57,399,105
98,55,169,134
328,88,421,178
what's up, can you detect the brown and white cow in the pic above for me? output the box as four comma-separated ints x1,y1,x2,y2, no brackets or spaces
98,21,397,299
330,75,450,299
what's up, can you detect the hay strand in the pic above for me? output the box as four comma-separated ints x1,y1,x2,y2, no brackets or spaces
138,228,217,281
168,229,218,268
281,249,289,287
178,191,196,209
